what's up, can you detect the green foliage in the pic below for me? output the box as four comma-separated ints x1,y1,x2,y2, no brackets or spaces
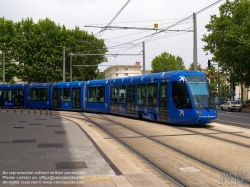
151,52,185,73
202,0,250,88
188,62,203,71
0,17,18,83
96,71,105,80
0,17,108,83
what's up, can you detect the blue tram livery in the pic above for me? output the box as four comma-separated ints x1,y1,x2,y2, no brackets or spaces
0,70,217,125
0,84,28,108
85,79,110,113
108,70,217,124
52,81,84,110
27,83,52,109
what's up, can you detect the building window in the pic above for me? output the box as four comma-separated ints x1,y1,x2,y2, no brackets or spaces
116,68,118,71
125,73,128,76
116,73,118,77
125,68,128,71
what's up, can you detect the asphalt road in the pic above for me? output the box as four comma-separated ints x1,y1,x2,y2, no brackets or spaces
216,108,250,129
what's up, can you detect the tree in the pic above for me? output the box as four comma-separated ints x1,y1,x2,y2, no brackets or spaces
96,71,105,79
0,17,18,83
151,52,185,73
0,17,108,83
188,62,203,71
206,65,218,96
202,0,250,101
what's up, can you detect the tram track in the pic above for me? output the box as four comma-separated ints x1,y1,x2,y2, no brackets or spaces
95,114,250,185
54,111,248,186
48,110,250,186
177,126,250,149
52,111,183,187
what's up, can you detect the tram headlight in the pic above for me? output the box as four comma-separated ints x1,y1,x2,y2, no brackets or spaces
213,110,217,114
197,110,202,114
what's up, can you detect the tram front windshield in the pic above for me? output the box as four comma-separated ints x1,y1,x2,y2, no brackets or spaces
186,76,216,109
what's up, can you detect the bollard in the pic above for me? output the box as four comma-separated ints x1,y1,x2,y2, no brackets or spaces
46,109,48,116
40,109,42,115
28,108,30,114
7,108,9,113
21,108,23,114
50,110,52,116
14,108,16,113
34,109,36,114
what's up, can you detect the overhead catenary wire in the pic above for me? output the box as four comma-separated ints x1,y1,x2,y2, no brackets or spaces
95,0,131,37
105,0,225,53
87,0,225,61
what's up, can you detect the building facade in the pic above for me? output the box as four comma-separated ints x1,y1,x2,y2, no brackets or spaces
104,62,145,79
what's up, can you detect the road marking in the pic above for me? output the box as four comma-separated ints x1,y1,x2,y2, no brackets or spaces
219,113,250,119
216,119,250,126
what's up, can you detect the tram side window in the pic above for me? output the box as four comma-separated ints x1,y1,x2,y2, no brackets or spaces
63,88,70,102
118,86,126,103
88,87,105,102
31,89,39,100
88,87,96,102
30,89,47,101
97,87,105,102
147,83,158,106
137,84,146,105
4,90,12,101
39,89,47,101
172,81,192,109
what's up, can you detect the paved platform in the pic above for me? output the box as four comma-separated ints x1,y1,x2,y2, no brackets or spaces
0,111,169,187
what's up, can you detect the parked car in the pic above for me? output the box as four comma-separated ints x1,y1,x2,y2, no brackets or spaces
220,101,243,112
234,98,247,108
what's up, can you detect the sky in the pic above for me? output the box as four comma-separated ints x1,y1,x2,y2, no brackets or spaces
0,0,225,71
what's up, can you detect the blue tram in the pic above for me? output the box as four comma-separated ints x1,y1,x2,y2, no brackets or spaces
52,81,85,110
0,70,217,125
0,84,27,108
0,84,28,108
85,79,110,113
108,70,217,124
27,83,52,109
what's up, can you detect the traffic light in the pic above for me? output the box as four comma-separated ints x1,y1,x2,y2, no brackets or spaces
208,59,211,68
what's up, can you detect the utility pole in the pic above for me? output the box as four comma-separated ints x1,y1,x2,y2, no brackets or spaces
70,54,72,82
193,13,198,71
63,47,66,82
143,41,145,75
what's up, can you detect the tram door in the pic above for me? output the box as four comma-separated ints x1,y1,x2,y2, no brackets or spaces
110,86,118,113
3,90,13,106
159,82,169,120
72,88,80,109
14,89,24,107
54,88,61,108
127,85,136,115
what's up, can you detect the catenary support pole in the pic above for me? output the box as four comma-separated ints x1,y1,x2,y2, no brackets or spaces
193,13,198,71
143,41,145,75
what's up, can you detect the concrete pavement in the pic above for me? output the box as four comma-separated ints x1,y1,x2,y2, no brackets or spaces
0,110,170,187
